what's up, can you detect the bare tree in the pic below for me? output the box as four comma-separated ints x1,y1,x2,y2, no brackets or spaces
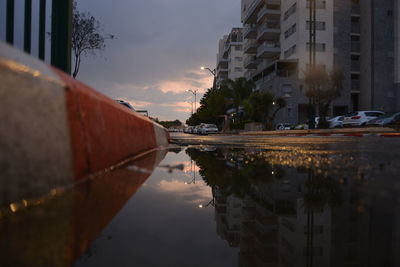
72,1,114,78
305,66,344,128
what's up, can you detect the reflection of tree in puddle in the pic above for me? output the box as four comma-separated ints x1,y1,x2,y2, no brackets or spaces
186,146,400,267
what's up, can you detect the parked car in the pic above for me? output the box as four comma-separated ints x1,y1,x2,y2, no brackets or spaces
343,111,385,126
367,112,400,126
276,123,292,130
193,125,201,134
199,124,219,135
328,116,344,128
294,123,309,130
116,99,135,111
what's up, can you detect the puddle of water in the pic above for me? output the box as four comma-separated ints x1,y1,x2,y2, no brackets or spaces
1,145,400,267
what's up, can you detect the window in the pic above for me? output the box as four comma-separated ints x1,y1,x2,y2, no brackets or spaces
284,45,296,58
234,56,243,61
235,67,243,72
282,84,293,94
306,42,326,52
306,0,326,9
284,3,297,21
234,45,242,51
306,21,326,31
285,24,297,39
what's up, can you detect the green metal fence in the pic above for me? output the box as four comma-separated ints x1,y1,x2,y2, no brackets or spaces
4,0,72,74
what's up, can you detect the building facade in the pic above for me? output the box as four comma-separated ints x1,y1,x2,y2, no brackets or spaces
216,28,245,87
359,0,399,112
241,0,399,125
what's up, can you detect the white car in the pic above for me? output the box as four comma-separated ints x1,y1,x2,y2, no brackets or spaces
328,116,344,128
343,111,385,126
200,124,219,135
276,123,292,130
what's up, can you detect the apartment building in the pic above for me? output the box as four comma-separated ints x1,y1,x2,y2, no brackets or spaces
241,0,399,125
359,0,399,112
216,28,245,87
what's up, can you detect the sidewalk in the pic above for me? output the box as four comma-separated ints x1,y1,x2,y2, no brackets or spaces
239,127,400,137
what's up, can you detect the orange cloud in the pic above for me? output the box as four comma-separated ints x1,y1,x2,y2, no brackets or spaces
158,69,213,93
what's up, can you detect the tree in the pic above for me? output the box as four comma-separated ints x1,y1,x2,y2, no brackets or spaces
304,67,344,128
267,97,286,130
71,1,114,78
221,78,255,119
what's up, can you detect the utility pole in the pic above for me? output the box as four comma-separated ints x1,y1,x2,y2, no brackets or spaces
308,0,317,129
187,89,198,112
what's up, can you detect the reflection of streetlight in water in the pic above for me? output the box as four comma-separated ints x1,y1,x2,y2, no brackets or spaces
184,160,196,184
198,198,215,208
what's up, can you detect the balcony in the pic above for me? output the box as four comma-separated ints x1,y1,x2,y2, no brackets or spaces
244,24,258,39
257,22,280,41
351,80,360,93
217,67,228,74
257,42,280,58
244,39,258,54
257,7,280,23
243,0,262,24
351,41,360,54
218,58,229,68
351,23,360,34
244,55,260,69
351,60,360,73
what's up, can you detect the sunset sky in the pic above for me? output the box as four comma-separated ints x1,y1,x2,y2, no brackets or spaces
75,0,241,122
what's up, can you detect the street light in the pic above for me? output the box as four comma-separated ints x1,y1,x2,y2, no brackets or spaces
187,100,194,115
201,66,217,90
187,89,198,112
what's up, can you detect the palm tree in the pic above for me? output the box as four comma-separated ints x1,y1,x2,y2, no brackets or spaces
221,78,255,119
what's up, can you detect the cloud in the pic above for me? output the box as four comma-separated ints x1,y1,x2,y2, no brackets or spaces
74,0,240,121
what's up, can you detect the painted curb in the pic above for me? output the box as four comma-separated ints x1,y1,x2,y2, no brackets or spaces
0,42,169,204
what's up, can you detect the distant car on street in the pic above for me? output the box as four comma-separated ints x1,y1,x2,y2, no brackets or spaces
276,123,292,130
116,99,135,111
367,112,400,126
199,124,219,135
343,111,385,126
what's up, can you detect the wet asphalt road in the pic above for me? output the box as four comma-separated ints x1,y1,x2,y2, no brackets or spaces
170,132,400,178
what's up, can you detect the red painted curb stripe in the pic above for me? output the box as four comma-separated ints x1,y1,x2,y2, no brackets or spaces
53,69,159,180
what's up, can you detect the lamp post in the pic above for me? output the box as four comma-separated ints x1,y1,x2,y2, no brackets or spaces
201,66,217,90
187,89,198,112
187,101,194,115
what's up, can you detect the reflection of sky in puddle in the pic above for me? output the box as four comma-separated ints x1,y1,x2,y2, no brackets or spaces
75,149,237,267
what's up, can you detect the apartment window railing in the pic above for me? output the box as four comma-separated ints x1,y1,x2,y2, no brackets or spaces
284,44,296,58
284,23,297,39
257,42,280,54
284,3,297,21
259,21,281,32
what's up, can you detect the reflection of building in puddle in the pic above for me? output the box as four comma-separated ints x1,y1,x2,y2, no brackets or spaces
192,148,400,267
0,150,167,267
